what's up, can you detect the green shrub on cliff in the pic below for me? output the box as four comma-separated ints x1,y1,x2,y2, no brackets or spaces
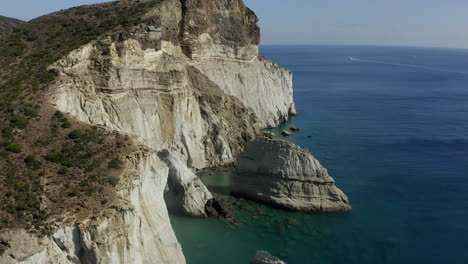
10,115,28,129
6,143,22,153
24,155,42,170
68,129,83,139
108,158,123,170
45,152,64,163
107,176,120,187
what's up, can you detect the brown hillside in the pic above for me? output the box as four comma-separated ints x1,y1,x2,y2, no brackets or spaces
0,16,24,33
0,0,162,236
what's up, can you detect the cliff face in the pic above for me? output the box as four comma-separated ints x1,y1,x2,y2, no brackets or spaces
179,0,296,127
179,0,260,60
1,149,184,264
0,0,296,263
50,0,295,169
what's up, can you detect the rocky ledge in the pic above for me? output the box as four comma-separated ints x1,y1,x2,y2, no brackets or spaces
232,137,351,212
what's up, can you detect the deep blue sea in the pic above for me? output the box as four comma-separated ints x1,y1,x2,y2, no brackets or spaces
171,45,468,264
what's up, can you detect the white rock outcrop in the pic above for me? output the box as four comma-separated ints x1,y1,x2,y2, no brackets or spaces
232,138,352,212
158,149,212,217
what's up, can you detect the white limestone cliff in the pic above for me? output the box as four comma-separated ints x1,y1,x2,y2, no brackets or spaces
192,56,296,128
49,0,295,169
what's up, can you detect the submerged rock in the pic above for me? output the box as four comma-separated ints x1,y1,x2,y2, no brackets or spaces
232,137,351,212
205,198,234,219
159,150,212,217
250,251,286,264
290,127,300,131
263,131,275,139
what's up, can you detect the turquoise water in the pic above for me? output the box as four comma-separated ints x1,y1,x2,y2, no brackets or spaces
171,45,468,264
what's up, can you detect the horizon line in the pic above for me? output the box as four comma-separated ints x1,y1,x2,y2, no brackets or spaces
259,43,468,51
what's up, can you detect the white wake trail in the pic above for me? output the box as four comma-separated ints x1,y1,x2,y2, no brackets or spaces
349,58,468,75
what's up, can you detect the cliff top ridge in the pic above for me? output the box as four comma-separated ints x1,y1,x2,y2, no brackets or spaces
0,16,25,33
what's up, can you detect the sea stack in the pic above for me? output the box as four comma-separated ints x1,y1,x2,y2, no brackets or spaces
232,137,351,212
158,149,212,217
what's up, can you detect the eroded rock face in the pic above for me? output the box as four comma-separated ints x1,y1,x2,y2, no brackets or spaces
192,56,296,128
232,138,352,213
159,149,212,217
179,0,260,60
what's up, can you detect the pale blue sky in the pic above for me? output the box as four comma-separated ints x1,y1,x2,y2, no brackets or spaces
1,0,467,49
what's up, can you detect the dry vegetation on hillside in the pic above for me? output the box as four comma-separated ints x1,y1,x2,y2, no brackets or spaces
0,0,161,236
0,16,25,33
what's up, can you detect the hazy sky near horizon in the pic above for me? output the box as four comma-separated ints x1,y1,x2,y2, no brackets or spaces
1,0,467,49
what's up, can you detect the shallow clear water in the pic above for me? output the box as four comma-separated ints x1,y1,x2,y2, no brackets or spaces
171,45,468,264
